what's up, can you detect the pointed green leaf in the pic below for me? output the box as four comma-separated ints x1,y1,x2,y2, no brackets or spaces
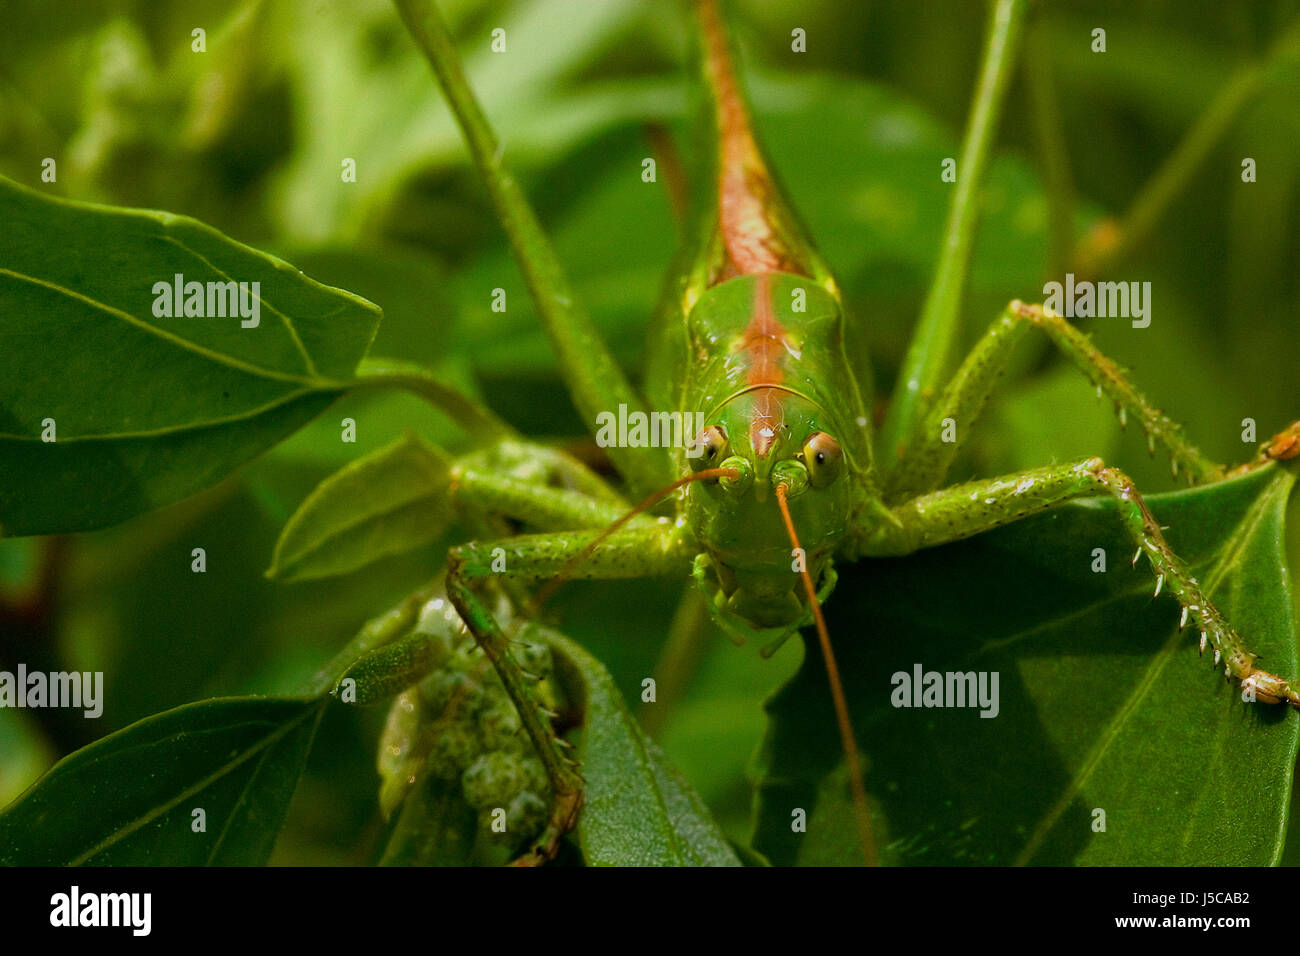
267,432,452,582
0,175,380,536
754,465,1299,865
0,696,327,865
549,633,741,866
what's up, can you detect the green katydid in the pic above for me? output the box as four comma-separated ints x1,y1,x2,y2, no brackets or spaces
385,0,1300,865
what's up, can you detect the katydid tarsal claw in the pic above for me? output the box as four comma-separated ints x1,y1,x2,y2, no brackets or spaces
392,0,1300,865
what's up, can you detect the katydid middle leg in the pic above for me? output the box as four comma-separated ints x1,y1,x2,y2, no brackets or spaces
858,457,1299,706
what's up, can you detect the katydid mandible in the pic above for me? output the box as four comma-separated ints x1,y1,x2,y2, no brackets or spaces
391,0,1300,865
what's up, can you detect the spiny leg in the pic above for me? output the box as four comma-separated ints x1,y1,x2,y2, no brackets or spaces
446,523,695,863
883,300,1227,501
439,446,677,863
861,457,1298,706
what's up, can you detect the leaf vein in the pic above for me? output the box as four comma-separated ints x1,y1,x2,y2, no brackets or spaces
67,701,325,866
158,235,320,378
0,266,327,387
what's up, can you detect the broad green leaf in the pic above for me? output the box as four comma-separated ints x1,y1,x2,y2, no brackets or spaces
652,622,803,844
0,175,380,536
549,633,740,866
753,465,1299,865
0,696,327,865
267,432,451,582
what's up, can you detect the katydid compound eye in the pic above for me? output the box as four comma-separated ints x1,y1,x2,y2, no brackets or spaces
802,432,842,488
693,424,729,467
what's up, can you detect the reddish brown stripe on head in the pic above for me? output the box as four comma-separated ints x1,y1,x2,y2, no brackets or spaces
749,386,782,458
738,275,786,457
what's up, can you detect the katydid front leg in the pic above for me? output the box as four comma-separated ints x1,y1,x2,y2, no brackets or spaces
860,458,1299,706
446,523,695,863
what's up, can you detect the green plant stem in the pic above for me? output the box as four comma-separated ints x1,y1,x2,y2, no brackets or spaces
351,357,514,440
879,0,1028,468
391,0,670,495
1077,18,1300,276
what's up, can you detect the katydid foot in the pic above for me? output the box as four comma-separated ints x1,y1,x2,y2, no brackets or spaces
508,787,584,867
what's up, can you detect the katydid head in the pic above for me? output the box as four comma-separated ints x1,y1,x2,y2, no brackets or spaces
685,390,851,629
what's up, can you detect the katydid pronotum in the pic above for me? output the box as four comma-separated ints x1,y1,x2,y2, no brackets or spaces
382,0,1300,865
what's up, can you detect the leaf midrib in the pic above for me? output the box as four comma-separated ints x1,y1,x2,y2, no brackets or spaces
0,266,346,389
159,235,320,379
0,388,337,443
65,699,326,866
272,443,446,576
1011,470,1292,865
